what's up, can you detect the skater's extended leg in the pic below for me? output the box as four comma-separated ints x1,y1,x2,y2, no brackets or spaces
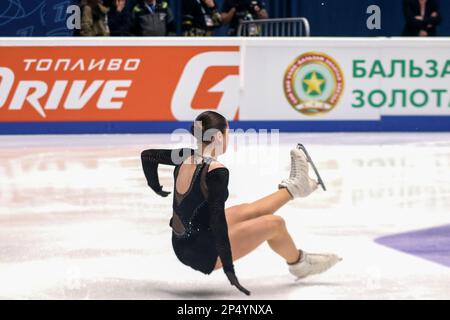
215,147,338,278
225,189,292,227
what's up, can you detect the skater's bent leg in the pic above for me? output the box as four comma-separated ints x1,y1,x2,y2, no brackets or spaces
214,215,300,270
225,189,292,227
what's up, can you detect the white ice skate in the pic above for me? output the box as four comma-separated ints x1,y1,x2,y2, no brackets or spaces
279,148,319,198
288,251,342,280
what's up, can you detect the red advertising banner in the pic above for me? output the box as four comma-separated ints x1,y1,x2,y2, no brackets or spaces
0,45,240,122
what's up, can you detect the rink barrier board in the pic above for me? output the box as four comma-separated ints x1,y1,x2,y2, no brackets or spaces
1,38,450,133
0,116,449,134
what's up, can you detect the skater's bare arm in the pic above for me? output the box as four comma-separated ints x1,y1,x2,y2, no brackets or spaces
140,148,193,196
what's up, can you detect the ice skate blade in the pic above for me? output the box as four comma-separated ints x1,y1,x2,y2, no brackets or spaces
297,143,327,191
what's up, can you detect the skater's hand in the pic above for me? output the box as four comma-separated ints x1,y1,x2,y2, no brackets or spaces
226,271,251,296
156,189,171,197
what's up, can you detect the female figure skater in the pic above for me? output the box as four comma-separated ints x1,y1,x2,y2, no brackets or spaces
141,111,340,295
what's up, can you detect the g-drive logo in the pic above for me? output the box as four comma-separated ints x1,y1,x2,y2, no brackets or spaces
0,51,239,120
0,58,139,118
172,51,239,121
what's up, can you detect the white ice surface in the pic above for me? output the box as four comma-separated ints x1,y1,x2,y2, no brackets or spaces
0,133,449,300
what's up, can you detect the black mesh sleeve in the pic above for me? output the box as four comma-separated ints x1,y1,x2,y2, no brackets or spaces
205,168,235,274
140,148,193,194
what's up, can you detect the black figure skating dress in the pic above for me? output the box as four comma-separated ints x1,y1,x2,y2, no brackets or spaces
141,148,249,294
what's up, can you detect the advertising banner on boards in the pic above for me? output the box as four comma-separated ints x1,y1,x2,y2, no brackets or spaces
0,38,449,133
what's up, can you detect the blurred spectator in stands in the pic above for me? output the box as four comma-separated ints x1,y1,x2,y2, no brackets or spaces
403,0,442,36
131,0,176,36
221,0,268,36
107,0,132,36
182,0,222,36
80,0,111,36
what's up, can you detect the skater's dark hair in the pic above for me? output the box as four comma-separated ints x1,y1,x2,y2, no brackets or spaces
191,111,228,144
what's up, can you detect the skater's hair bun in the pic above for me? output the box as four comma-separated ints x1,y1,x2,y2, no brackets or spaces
191,111,228,144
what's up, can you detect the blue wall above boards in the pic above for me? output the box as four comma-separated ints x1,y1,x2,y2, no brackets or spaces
1,117,450,135
0,0,449,37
